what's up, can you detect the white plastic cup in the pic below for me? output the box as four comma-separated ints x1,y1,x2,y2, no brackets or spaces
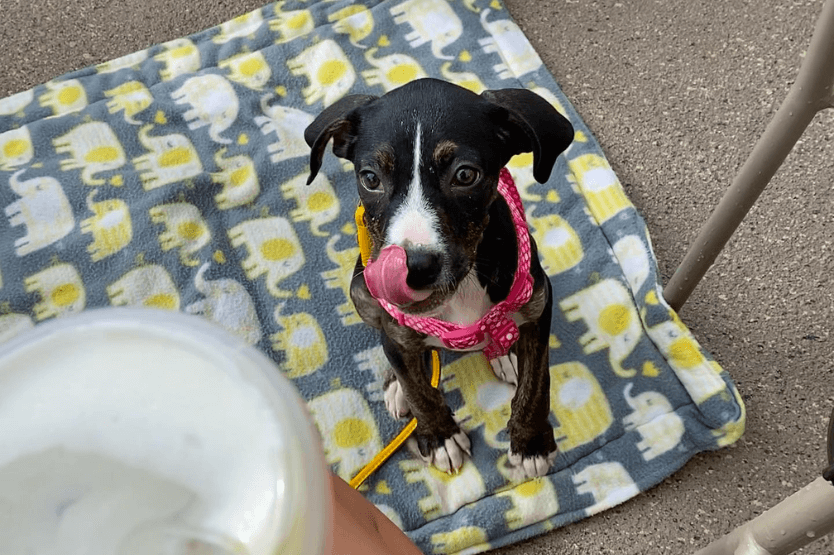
0,308,331,555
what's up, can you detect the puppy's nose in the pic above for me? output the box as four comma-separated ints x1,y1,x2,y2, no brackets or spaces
405,250,442,290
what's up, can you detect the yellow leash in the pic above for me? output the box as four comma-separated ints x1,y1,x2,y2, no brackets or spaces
349,204,442,490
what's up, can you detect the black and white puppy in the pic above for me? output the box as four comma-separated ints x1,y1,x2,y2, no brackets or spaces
305,78,573,478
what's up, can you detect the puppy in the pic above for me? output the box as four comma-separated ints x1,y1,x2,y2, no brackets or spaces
305,78,573,478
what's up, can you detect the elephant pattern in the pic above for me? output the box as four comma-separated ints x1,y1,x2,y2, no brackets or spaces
53,122,126,186
185,262,262,345
391,0,462,60
133,125,203,190
219,51,272,91
171,74,240,145
289,40,357,106
622,383,685,462
228,216,305,298
4,170,75,256
154,39,201,82
106,265,180,310
211,148,260,209
149,202,211,266
254,95,315,164
0,126,34,171
362,47,428,91
0,2,745,554
80,189,132,261
39,79,88,117
105,81,154,125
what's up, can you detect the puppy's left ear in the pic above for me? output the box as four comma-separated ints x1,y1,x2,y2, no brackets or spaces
304,94,378,185
481,88,574,183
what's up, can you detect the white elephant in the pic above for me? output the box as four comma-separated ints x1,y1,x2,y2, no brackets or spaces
527,209,584,276
149,202,211,266
568,153,631,225
307,388,383,482
133,124,203,190
572,461,639,516
440,62,486,93
319,234,361,325
171,74,239,144
0,89,34,116
5,170,75,256
53,121,126,186
38,79,88,117
154,38,201,81
362,48,427,92
288,40,356,107
328,5,374,48
80,189,132,262
270,3,315,44
271,304,328,378
107,265,180,310
281,171,339,237
495,475,559,531
622,383,685,462
24,263,86,321
254,95,314,163
400,457,486,521
479,9,542,79
105,81,153,125
212,9,264,44
228,217,304,298
612,235,651,293
219,51,272,90
211,148,260,209
559,278,643,378
391,0,462,60
0,126,34,171
185,262,262,346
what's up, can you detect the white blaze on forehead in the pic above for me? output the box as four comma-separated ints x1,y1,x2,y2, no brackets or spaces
386,123,442,248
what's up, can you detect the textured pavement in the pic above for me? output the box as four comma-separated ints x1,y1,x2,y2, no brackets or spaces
2,0,833,553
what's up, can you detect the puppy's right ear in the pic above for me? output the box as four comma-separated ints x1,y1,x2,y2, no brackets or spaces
304,94,378,185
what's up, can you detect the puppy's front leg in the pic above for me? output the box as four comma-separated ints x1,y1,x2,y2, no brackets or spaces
380,328,471,473
507,281,558,479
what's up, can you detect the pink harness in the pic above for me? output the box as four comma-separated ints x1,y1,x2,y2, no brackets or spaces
366,169,533,360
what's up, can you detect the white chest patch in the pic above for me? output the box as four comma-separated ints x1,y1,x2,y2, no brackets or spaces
429,272,493,327
385,123,442,249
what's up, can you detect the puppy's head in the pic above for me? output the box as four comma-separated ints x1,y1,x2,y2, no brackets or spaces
305,78,573,311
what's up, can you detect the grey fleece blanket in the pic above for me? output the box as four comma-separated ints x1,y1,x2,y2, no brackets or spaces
0,0,745,552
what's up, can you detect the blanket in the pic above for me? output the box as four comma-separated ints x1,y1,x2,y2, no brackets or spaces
0,0,745,553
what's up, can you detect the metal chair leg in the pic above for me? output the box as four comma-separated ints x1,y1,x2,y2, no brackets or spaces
663,0,834,312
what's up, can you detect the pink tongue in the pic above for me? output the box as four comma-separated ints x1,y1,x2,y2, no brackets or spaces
364,245,432,306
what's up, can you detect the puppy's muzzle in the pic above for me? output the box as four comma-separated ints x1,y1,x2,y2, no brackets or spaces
403,249,441,290
364,245,441,307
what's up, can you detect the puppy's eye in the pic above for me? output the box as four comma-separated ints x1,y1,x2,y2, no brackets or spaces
360,170,381,191
454,166,480,186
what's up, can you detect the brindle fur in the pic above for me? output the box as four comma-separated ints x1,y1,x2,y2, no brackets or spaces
306,78,573,474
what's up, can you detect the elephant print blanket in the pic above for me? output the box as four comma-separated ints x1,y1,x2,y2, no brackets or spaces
0,0,745,553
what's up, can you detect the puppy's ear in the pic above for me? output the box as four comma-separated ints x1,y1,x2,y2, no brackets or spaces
481,88,574,183
304,94,378,185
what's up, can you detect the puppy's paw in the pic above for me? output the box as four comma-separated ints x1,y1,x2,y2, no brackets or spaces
411,430,472,474
508,429,558,479
384,379,410,419
507,448,558,479
490,353,519,386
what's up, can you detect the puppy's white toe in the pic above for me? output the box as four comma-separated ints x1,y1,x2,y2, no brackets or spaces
421,431,472,474
490,353,519,386
384,379,410,419
508,448,557,479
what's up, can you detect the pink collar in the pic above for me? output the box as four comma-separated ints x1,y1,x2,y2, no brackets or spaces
376,168,533,360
